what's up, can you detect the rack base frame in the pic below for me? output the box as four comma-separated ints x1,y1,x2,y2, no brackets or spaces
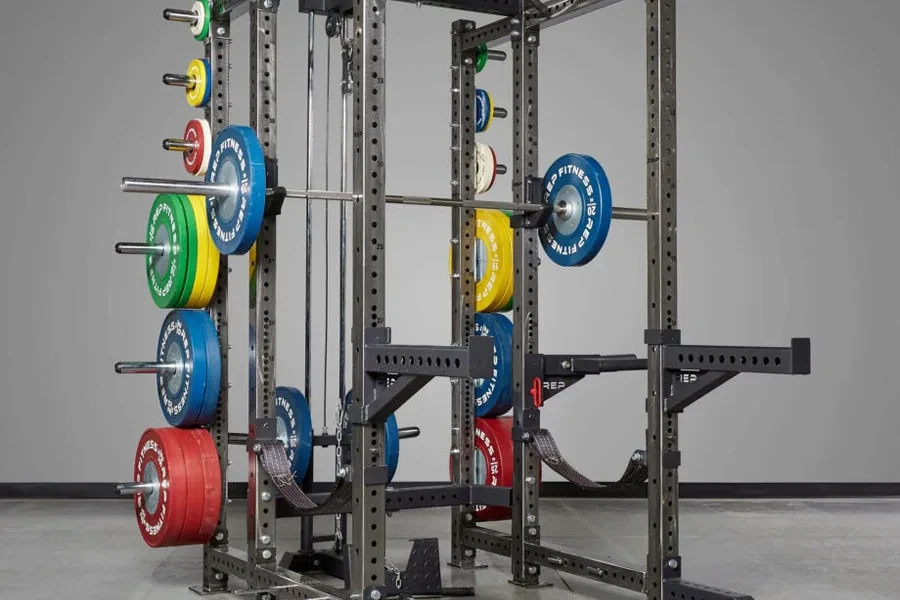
182,1,812,600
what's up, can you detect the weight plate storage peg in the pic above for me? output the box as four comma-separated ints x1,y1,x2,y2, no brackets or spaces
539,153,613,267
275,386,314,485
475,89,507,133
474,313,512,418
163,58,212,108
344,391,400,481
163,119,212,176
205,125,267,255
113,309,220,428
474,142,506,195
162,1,211,41
119,427,221,548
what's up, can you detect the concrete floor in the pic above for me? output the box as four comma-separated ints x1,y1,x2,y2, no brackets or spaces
1,498,898,600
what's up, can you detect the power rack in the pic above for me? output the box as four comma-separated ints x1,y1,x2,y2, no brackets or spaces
117,1,812,600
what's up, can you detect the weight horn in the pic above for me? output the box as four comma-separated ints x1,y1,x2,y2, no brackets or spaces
163,1,211,41
163,58,212,108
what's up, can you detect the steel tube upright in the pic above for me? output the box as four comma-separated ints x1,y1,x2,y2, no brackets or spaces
448,18,479,569
349,0,388,596
247,0,279,583
198,8,232,595
645,1,680,598
510,5,543,587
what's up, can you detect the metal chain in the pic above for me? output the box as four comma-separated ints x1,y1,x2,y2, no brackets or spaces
385,559,402,590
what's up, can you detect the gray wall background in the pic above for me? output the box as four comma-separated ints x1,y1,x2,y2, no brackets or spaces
0,0,896,484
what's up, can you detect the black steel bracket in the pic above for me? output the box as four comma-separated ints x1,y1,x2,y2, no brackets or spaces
247,417,279,452
509,176,551,230
666,371,739,413
664,579,754,600
265,166,285,217
661,338,810,413
524,353,648,406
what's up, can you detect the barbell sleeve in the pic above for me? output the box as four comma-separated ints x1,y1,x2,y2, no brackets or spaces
121,177,234,198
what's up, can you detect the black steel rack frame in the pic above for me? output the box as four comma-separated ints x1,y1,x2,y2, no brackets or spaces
184,1,812,600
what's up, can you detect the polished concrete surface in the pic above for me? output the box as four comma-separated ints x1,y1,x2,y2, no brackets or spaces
1,498,898,599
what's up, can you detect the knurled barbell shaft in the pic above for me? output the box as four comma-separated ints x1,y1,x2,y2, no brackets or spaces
121,177,234,197
162,73,197,88
162,8,199,24
115,243,166,256
120,177,651,221
162,138,198,152
116,482,159,495
114,362,179,375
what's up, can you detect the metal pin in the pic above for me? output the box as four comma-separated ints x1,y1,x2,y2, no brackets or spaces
487,49,507,61
587,567,606,578
398,427,420,440
495,164,508,176
162,138,198,152
115,243,165,256
115,362,178,375
492,107,509,119
121,177,234,198
547,557,564,566
162,73,197,88
116,482,159,495
163,8,199,24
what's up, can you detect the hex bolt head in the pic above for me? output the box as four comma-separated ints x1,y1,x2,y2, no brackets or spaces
464,549,474,558
370,590,382,600
215,532,225,541
252,443,261,453
214,572,224,581
261,491,272,502
560,360,571,369
527,35,537,43
526,514,536,524
263,0,273,8
667,558,679,569
463,57,473,66
216,26,226,36
260,535,271,545
464,512,474,523
261,549,273,560
527,566,537,575
525,476,536,485
465,22,474,30
527,527,538,536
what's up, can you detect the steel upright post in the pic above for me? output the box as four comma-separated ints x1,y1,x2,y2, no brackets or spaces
247,0,279,582
349,0,388,597
509,7,543,588
197,7,231,593
448,18,478,570
197,8,231,595
646,1,679,598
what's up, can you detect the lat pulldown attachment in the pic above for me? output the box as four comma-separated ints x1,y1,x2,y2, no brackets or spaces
527,430,648,491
